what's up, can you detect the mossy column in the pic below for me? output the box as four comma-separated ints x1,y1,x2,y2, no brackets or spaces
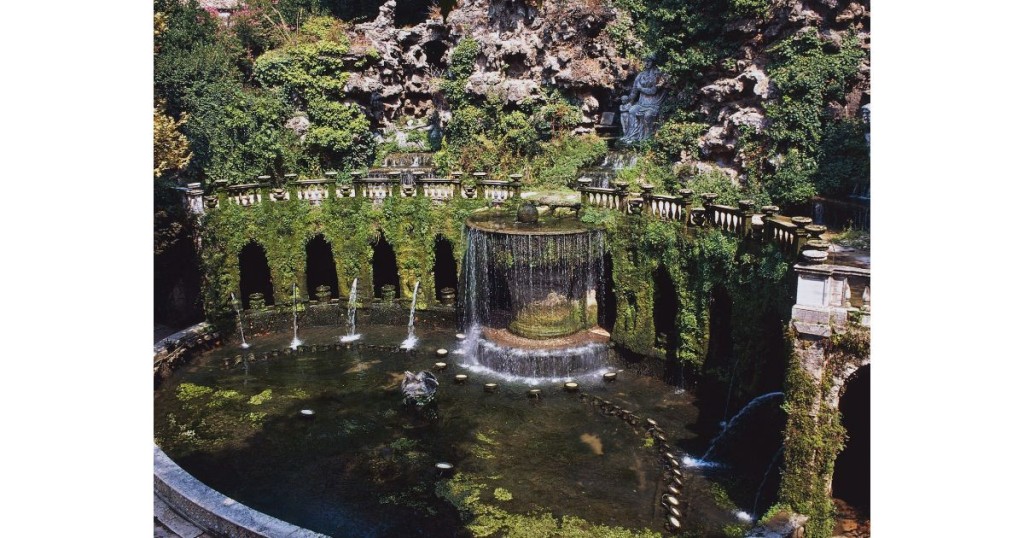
777,253,870,538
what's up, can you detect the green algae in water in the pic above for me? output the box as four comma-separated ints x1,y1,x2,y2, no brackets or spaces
154,325,747,537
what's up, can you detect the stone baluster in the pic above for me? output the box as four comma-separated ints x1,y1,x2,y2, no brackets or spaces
791,216,812,255
184,182,205,215
473,172,488,200
257,176,271,205
413,170,426,197
640,184,654,215
388,170,401,198
577,178,593,206
738,199,755,238
614,181,629,212
510,173,523,200
351,171,364,198
760,205,779,245
677,189,693,226
700,193,718,228
805,224,827,242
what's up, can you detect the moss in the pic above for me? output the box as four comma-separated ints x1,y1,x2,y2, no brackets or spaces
176,383,213,401
200,193,488,320
778,328,869,538
248,389,273,405
493,487,513,502
436,473,660,537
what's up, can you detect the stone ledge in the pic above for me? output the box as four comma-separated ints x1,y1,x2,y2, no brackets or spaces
154,446,328,538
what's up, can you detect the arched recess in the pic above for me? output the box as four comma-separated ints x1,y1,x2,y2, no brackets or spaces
707,284,733,366
238,241,275,309
372,235,401,299
652,264,679,353
833,364,871,516
433,236,458,303
305,234,340,300
598,252,616,332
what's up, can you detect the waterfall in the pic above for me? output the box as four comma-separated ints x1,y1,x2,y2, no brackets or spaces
340,278,361,343
457,219,609,380
400,281,420,350
290,283,302,349
230,292,250,349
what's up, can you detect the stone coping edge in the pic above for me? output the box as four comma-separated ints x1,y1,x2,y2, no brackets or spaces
154,445,328,538
154,322,213,355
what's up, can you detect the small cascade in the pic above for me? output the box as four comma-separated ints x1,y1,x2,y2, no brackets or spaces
752,445,785,518
400,281,420,350
290,283,302,349
340,278,361,343
230,292,250,349
578,151,639,188
683,392,784,468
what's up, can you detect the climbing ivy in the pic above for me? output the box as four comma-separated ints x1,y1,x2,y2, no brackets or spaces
777,325,869,538
199,194,487,321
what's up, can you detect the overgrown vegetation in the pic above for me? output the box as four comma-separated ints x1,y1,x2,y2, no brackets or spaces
435,472,661,537
154,0,377,185
200,193,488,318
778,325,869,538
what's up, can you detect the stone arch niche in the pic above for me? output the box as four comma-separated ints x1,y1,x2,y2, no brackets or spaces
305,234,340,301
833,364,871,517
598,251,616,332
707,284,733,367
371,235,401,300
433,236,458,304
238,241,274,309
652,264,679,353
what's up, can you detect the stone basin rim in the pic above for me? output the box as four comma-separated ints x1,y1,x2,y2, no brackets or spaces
464,218,600,235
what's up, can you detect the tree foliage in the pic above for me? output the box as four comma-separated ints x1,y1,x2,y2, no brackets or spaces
154,101,193,178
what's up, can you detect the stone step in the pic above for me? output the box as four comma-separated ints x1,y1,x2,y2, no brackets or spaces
153,494,206,538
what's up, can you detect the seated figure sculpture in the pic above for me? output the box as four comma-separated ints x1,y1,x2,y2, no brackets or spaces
619,57,666,145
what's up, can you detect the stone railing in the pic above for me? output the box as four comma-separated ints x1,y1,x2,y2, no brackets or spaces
186,171,522,213
578,182,822,257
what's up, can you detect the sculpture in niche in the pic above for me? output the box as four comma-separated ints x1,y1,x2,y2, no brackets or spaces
619,57,666,145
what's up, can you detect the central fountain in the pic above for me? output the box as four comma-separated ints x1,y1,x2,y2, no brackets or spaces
458,203,609,380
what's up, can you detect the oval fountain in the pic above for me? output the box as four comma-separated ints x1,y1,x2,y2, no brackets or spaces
457,204,610,382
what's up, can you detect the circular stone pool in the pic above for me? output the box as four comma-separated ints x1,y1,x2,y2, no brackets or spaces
154,325,753,537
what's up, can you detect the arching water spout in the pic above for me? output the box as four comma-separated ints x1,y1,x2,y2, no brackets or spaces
400,280,420,350
683,392,784,468
230,292,250,349
753,445,785,518
290,283,302,350
340,278,361,343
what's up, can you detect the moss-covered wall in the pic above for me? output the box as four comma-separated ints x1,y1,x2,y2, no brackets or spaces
584,207,793,398
197,198,851,533
199,195,488,320
775,327,870,537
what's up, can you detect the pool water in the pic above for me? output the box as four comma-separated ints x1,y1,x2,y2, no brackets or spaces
154,325,750,537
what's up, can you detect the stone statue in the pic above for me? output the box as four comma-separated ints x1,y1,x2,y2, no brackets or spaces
401,370,438,406
619,57,666,145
